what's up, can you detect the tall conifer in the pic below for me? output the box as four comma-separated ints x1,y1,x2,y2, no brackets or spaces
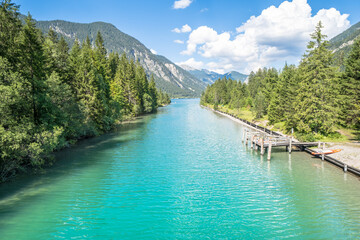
293,22,338,134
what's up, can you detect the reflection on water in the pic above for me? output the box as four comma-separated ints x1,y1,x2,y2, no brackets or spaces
0,99,360,239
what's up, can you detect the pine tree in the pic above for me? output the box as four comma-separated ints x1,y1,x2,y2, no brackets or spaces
149,74,158,112
0,0,22,65
108,52,119,80
293,22,338,134
0,0,168,181
268,64,297,124
19,14,49,126
341,37,360,129
131,60,144,115
111,53,128,115
56,37,70,82
68,38,81,92
254,91,266,118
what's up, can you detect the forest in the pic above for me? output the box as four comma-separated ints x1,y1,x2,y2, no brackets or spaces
0,1,170,182
201,22,360,141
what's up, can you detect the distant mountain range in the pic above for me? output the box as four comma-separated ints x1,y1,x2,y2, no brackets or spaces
179,65,248,85
329,21,360,68
31,18,206,98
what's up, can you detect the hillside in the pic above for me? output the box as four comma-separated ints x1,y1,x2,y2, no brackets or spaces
179,66,248,85
34,19,206,97
329,21,360,68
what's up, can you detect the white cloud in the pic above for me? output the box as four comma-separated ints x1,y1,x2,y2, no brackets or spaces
172,28,181,33
176,58,204,69
181,0,350,73
173,0,192,9
181,24,192,33
174,40,184,44
172,24,192,33
150,49,157,55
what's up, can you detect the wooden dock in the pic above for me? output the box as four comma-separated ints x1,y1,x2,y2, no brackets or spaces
242,129,318,160
214,110,360,176
215,110,318,160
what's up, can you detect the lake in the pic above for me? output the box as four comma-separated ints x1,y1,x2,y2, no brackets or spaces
0,99,360,239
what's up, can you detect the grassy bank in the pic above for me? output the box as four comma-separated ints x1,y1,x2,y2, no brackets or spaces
203,103,359,143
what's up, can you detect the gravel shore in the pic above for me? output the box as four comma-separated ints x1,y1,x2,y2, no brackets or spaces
326,142,360,169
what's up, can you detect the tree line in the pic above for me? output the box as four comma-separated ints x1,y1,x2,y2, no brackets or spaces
201,22,360,141
0,0,170,182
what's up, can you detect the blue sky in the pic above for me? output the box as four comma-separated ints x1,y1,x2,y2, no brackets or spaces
15,0,360,74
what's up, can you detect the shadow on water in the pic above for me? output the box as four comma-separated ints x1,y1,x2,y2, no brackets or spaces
0,112,159,205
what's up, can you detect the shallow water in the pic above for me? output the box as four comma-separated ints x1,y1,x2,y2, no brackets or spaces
0,99,360,239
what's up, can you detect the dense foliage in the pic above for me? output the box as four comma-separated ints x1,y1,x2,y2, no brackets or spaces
201,22,360,140
0,0,170,182
33,18,206,98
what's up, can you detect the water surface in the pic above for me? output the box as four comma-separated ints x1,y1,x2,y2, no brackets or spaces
1,99,360,239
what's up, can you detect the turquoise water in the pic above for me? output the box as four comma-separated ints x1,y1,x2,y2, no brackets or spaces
1,99,360,239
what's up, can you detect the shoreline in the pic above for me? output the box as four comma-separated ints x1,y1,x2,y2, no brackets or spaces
1,105,170,184
202,105,360,178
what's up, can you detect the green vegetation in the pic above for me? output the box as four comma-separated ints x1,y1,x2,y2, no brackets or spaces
201,22,360,142
329,21,360,69
0,0,170,182
31,17,206,98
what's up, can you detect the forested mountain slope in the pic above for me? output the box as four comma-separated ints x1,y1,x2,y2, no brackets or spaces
34,19,206,97
329,21,360,68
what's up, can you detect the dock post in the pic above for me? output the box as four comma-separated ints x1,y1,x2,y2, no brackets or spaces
245,132,248,145
260,137,264,155
289,137,292,154
267,141,272,161
251,135,254,149
344,164,348,172
321,143,325,161
318,141,321,149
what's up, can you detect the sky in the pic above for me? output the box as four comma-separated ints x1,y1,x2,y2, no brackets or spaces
14,0,360,74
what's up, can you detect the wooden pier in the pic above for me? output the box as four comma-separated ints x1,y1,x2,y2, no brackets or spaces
214,110,319,160
214,110,360,177
242,129,318,160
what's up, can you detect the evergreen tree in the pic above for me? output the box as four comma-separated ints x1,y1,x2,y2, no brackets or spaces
293,22,338,134
254,91,266,118
149,75,158,112
19,14,49,126
0,0,22,65
111,53,128,115
268,64,297,124
108,52,119,80
68,38,81,92
340,37,360,129
0,0,170,182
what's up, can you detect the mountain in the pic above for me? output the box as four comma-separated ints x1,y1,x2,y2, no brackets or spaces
328,21,360,69
33,19,206,98
224,71,248,82
179,65,248,85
